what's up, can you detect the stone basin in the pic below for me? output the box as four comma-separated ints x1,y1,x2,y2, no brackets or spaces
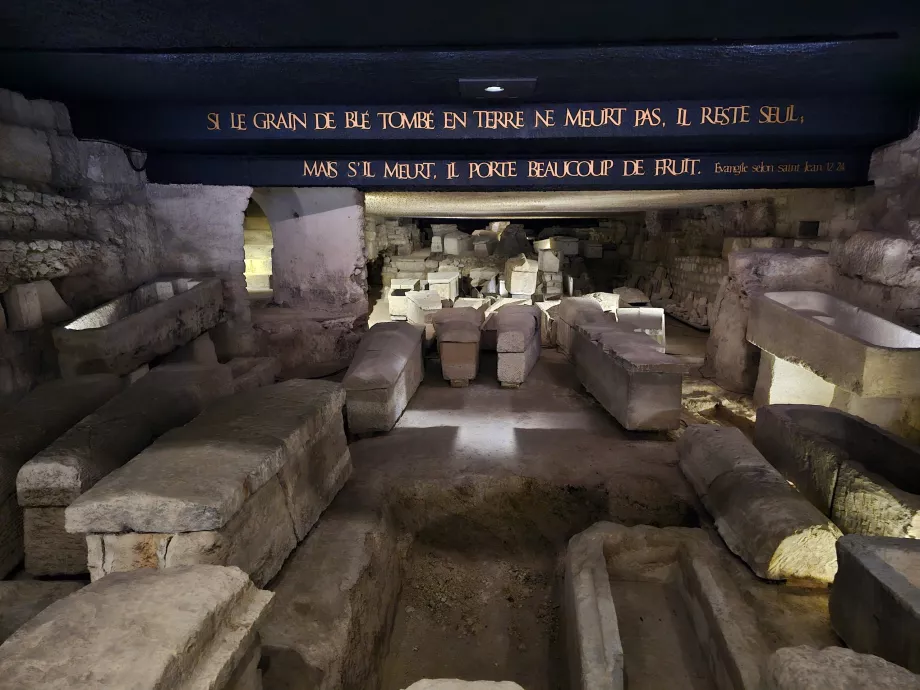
53,278,224,377
747,291,920,398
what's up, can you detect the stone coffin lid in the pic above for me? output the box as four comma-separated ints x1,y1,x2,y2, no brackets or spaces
0,374,123,499
352,322,423,361
764,645,920,690
494,306,540,353
344,350,414,391
433,307,485,343
558,296,604,325
407,290,444,310
0,565,273,690
599,331,688,373
16,364,234,507
428,271,460,282
65,380,345,534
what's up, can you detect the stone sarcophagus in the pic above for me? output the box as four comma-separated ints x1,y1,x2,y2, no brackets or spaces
65,380,352,586
53,278,224,377
0,565,273,690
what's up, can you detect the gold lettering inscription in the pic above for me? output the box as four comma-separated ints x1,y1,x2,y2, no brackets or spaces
527,160,615,178
207,112,220,130
383,162,436,179
345,111,371,129
676,108,690,127
564,108,626,128
443,112,467,130
447,162,459,179
534,109,555,128
314,112,336,130
714,162,748,175
473,111,525,129
230,113,247,131
654,158,700,176
623,160,645,176
634,108,663,127
469,161,517,178
758,105,802,124
303,161,338,177
700,106,750,126
378,111,435,130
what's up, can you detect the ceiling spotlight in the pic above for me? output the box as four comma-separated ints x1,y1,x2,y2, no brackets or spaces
484,85,505,93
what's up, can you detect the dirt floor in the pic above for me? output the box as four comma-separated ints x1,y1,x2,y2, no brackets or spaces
380,544,565,690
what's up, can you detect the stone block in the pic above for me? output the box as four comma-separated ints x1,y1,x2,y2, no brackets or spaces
830,535,920,673
677,425,842,584
0,580,84,644
763,646,920,690
17,363,234,575
227,356,280,393
407,290,445,340
162,332,218,365
431,236,444,253
432,308,484,384
444,232,473,255
505,255,539,296
573,326,685,431
66,381,350,585
344,322,425,434
538,249,562,273
755,405,920,537
0,565,273,690
0,123,52,184
2,284,42,331
54,277,224,377
428,271,460,302
580,240,603,259
0,374,121,577
495,306,541,386
832,231,920,289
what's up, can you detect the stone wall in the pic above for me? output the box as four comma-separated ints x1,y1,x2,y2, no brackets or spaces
147,183,254,358
0,88,161,399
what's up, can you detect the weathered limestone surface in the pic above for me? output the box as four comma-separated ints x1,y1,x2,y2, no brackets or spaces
763,646,920,690
0,565,273,690
0,580,83,644
428,270,460,302
344,322,424,433
556,296,605,356
830,535,920,673
678,425,842,583
0,374,121,577
573,326,685,431
17,363,234,575
407,289,444,340
504,254,539,296
66,380,351,585
755,405,920,537
162,332,218,365
701,249,832,392
54,277,224,376
261,501,400,690
433,307,483,384
615,306,665,347
494,305,541,386
227,356,280,392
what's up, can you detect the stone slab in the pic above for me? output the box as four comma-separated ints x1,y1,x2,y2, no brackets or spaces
763,646,920,690
2,283,42,331
66,379,347,534
23,506,88,576
0,565,273,690
54,277,224,377
260,503,400,690
755,405,920,537
0,580,84,644
227,356,280,393
0,374,122,577
678,425,842,584
830,535,920,673
428,271,460,302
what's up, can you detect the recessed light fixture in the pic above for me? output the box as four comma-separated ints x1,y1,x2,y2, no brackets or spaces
484,85,505,93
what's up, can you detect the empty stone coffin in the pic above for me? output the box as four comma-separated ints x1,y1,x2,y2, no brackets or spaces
572,325,685,431
678,425,842,584
755,405,920,538
432,307,484,386
344,322,425,434
494,305,542,387
830,535,920,674
53,278,224,377
565,522,767,690
0,565,273,690
65,380,352,586
388,278,420,320
407,290,445,340
0,374,122,578
748,291,920,399
17,363,235,576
